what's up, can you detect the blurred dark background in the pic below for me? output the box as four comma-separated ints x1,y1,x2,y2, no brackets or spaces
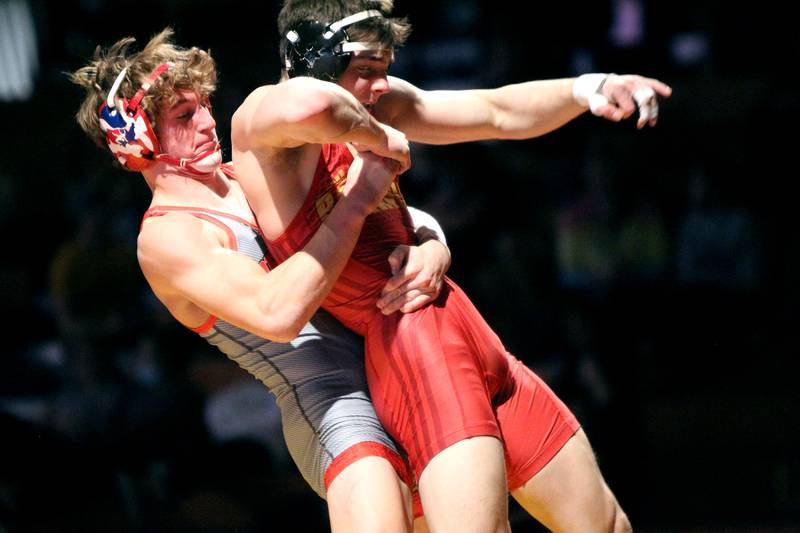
1,0,798,531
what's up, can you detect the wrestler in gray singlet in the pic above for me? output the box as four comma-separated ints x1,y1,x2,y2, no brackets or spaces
144,206,402,498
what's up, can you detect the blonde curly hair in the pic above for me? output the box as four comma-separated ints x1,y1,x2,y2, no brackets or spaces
69,28,217,163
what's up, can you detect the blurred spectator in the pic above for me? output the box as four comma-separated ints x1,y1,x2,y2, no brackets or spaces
677,166,760,289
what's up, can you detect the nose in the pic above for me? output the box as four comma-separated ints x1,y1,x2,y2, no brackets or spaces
372,75,390,97
198,104,216,131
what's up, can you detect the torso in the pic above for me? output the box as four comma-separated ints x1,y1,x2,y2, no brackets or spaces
140,164,259,328
232,143,321,240
231,85,325,241
264,143,415,334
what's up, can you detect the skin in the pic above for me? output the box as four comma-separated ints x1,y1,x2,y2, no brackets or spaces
141,90,449,336
133,89,450,533
233,45,670,532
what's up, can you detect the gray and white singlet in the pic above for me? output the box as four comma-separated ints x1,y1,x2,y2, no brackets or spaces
147,206,401,498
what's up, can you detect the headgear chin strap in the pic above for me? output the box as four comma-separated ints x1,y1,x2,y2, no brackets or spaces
98,63,222,176
283,9,383,81
156,143,223,176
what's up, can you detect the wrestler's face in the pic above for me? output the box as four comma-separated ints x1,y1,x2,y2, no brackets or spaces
155,89,218,159
337,48,394,112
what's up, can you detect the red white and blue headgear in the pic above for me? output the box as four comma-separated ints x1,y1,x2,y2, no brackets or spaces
98,63,221,175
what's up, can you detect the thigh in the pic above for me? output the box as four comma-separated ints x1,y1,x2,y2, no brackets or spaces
327,455,413,533
273,313,407,498
417,436,510,533
510,429,627,533
496,354,580,490
365,302,503,477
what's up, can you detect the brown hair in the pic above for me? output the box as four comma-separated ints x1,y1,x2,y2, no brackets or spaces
278,0,412,67
69,28,217,157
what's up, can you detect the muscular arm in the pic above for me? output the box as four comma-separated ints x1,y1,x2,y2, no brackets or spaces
379,74,672,144
380,76,583,144
231,76,408,170
139,153,394,343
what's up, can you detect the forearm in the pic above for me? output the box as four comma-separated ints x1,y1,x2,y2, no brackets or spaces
388,76,586,144
259,193,371,337
484,78,585,139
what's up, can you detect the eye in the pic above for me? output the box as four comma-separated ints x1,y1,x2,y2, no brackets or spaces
176,104,196,120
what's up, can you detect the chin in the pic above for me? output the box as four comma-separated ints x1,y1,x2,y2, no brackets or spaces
193,150,223,174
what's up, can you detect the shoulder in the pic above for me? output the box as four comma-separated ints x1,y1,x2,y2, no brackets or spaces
387,76,421,95
232,85,274,134
376,76,423,122
235,85,274,116
138,213,225,278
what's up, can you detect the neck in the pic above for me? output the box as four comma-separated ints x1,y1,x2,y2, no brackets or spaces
144,163,234,208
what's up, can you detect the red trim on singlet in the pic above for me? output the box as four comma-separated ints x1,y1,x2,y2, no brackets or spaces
190,314,217,333
323,441,413,496
141,205,260,235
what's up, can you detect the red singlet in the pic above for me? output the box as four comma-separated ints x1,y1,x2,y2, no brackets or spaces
267,144,579,487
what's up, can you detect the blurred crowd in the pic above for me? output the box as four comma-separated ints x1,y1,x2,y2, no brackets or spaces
1,0,798,530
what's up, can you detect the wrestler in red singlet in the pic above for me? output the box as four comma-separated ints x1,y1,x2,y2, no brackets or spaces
267,143,580,487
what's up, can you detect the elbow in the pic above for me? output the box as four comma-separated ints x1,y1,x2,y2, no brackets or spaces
256,306,309,343
267,329,301,344
275,318,306,343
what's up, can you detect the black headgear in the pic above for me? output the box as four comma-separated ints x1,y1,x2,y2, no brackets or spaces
282,9,383,81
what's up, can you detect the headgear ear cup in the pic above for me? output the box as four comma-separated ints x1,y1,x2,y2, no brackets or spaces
283,9,383,81
284,21,351,81
98,64,171,171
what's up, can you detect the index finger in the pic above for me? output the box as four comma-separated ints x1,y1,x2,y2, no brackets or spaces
640,77,673,98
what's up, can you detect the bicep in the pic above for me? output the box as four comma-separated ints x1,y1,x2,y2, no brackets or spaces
139,219,292,340
171,247,287,335
233,79,351,149
384,78,497,144
233,86,306,149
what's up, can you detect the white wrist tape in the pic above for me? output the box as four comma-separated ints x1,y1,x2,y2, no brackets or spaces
633,86,658,122
573,73,610,116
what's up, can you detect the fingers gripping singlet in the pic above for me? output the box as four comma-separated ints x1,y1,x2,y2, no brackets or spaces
141,200,410,498
267,145,580,483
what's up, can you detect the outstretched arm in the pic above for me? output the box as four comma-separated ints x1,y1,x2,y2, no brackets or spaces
379,74,672,144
